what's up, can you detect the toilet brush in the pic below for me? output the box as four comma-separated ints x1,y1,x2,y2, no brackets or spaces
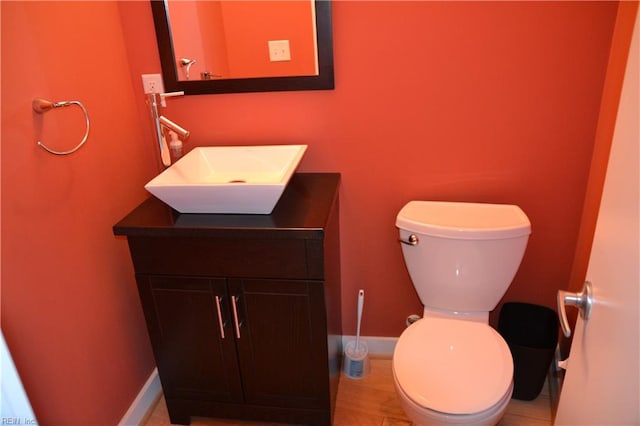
355,289,363,351
343,289,370,378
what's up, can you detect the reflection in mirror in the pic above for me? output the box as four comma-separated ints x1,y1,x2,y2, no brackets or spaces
168,1,318,81
151,0,334,95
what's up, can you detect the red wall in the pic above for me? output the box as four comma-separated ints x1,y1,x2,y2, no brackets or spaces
0,1,631,423
122,1,620,335
568,1,639,295
1,2,156,424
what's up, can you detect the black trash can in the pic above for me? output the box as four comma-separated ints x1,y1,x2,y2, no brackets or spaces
498,302,559,400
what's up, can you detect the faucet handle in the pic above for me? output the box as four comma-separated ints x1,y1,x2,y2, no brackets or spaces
159,91,185,107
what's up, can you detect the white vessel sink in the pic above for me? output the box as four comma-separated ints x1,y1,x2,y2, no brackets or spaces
145,144,307,214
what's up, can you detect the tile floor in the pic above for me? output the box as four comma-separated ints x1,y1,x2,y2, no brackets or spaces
144,357,553,426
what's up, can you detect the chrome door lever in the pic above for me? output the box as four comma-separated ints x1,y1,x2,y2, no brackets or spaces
557,281,593,338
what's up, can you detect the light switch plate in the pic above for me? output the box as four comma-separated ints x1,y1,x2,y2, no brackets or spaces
268,40,291,62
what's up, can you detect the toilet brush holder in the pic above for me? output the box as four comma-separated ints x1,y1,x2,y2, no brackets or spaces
343,340,370,379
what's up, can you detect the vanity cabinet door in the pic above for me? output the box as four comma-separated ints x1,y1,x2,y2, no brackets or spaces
137,275,243,403
231,278,329,409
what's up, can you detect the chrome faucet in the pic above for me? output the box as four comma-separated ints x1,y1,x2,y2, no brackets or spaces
179,57,197,80
146,92,190,167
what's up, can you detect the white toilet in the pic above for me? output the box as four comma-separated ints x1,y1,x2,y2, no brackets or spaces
393,201,531,426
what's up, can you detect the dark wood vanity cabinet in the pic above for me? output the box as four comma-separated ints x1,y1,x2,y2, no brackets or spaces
114,174,342,426
136,276,243,404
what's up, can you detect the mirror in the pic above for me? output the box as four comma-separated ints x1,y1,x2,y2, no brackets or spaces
151,0,334,95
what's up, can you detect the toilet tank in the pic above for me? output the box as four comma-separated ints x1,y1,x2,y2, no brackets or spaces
396,201,531,313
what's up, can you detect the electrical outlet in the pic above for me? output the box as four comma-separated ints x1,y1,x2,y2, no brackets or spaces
141,74,165,94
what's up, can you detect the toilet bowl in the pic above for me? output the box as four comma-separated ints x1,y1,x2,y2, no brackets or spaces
392,317,514,426
393,201,531,425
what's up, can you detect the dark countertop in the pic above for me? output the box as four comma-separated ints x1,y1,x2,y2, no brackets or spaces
113,173,340,239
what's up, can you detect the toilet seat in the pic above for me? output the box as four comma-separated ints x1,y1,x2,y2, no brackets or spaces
393,317,513,415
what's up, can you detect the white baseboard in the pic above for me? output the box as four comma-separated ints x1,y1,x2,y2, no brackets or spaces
118,368,161,426
342,335,398,357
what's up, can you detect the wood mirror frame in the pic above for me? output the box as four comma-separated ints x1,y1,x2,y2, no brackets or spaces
150,0,335,95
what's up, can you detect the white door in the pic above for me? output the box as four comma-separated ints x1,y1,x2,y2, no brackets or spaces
554,8,639,426
1,332,37,422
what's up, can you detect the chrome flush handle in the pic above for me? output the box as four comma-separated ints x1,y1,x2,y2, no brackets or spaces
399,234,419,246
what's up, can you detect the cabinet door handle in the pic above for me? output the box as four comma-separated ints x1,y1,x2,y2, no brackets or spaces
231,295,242,339
214,295,226,339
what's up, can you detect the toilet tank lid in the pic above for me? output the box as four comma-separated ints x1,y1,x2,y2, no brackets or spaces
396,201,531,239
